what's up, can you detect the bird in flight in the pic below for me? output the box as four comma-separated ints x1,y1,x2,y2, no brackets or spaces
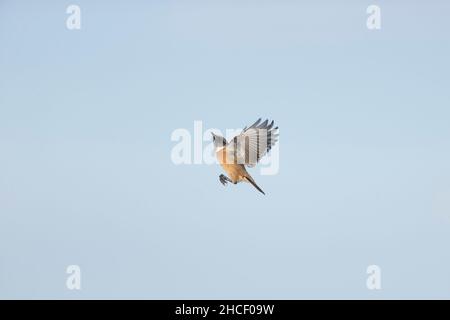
211,118,279,195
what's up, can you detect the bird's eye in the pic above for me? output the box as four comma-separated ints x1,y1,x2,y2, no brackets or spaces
213,136,216,141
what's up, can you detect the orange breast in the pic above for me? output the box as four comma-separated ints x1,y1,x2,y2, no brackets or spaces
216,148,247,183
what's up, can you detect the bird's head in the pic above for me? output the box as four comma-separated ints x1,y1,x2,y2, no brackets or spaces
211,132,227,149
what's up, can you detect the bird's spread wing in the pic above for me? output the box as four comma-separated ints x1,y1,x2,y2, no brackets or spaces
226,118,279,167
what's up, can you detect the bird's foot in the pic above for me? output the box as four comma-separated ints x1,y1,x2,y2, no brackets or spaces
219,174,228,186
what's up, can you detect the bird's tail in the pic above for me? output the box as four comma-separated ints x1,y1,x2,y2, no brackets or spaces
244,176,265,195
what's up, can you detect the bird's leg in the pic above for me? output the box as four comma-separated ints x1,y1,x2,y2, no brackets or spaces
219,174,232,186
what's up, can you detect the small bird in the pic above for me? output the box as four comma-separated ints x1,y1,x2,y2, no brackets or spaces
211,118,279,195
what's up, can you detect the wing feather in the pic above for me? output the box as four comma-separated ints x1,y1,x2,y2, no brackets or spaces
226,119,279,166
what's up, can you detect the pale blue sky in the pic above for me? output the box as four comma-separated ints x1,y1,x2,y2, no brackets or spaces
1,0,450,299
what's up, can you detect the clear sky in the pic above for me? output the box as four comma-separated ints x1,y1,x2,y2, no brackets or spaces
1,0,450,299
